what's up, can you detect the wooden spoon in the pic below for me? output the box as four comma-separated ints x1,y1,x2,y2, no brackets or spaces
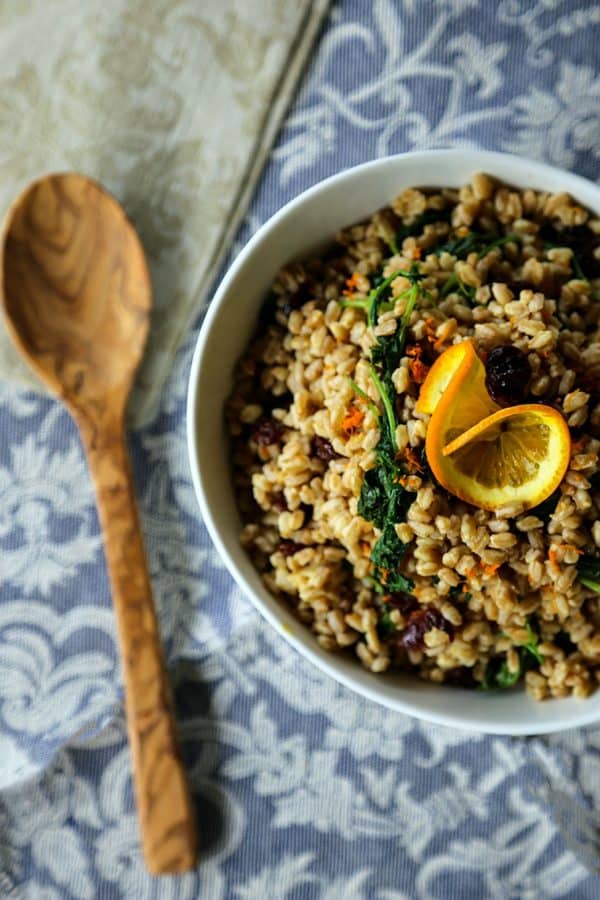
0,173,197,875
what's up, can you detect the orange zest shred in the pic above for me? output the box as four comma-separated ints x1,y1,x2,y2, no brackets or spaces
409,357,429,384
343,406,365,435
424,317,437,338
482,562,501,577
342,272,361,297
422,317,446,352
548,547,560,571
402,446,423,474
411,247,422,260
546,544,583,573
465,566,478,580
550,543,583,559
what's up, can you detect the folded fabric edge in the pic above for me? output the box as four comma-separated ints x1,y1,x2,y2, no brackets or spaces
130,0,332,427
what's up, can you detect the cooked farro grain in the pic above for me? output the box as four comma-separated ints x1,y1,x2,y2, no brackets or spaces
228,174,600,699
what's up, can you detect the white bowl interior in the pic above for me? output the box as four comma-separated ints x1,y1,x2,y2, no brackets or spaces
188,150,600,734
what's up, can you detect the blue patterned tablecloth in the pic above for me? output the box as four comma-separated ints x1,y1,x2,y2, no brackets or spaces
2,1,600,897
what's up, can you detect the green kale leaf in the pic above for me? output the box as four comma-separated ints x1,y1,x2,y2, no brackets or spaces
390,207,452,254
481,618,543,689
434,231,519,260
578,553,600,594
370,523,414,594
377,610,396,639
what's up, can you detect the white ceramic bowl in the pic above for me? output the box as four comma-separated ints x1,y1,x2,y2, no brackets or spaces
187,149,600,735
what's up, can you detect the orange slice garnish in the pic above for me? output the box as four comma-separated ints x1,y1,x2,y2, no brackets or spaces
423,341,499,446
419,342,571,511
430,404,571,511
415,340,475,415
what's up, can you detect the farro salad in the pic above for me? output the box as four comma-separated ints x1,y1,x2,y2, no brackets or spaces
227,173,600,700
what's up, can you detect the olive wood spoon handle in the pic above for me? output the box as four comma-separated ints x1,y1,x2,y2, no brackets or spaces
79,413,197,875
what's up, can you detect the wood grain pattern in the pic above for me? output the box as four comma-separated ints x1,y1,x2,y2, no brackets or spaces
0,173,197,875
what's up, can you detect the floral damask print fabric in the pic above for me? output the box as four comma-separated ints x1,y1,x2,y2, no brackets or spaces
272,0,600,189
1,1,600,897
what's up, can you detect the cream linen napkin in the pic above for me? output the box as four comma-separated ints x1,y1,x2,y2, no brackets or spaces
0,0,329,425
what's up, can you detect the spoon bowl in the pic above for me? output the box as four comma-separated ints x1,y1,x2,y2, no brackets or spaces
1,173,197,874
2,174,150,419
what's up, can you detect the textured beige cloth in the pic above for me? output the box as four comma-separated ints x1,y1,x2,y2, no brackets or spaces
0,0,329,424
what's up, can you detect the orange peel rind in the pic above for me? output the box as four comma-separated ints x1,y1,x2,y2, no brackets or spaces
419,343,571,512
415,340,475,416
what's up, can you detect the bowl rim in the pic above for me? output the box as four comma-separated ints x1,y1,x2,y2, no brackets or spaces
187,148,600,735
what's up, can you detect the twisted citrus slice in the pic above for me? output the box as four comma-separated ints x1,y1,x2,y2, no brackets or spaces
432,404,571,511
420,342,571,511
420,339,499,442
416,340,475,415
